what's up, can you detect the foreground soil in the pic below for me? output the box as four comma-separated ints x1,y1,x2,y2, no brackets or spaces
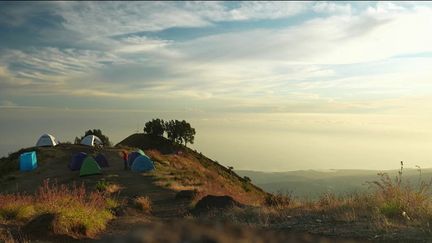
91,218,368,243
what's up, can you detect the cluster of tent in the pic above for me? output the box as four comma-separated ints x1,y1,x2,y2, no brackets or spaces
18,133,155,175
127,149,155,173
69,152,108,176
35,133,103,147
68,149,155,176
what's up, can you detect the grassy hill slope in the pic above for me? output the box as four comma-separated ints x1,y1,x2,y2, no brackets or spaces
117,133,268,205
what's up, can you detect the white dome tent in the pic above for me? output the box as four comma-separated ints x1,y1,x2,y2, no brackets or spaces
36,133,57,147
80,135,103,147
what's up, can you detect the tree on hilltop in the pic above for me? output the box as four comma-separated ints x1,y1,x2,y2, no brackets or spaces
165,120,185,144
144,118,165,137
143,118,196,147
179,120,196,147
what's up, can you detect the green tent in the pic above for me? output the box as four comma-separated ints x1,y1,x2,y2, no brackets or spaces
79,156,102,177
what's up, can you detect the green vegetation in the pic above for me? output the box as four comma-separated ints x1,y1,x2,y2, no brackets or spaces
0,180,117,239
95,179,122,194
95,179,111,192
74,129,112,146
368,162,432,224
143,118,196,147
144,118,165,137
165,120,196,147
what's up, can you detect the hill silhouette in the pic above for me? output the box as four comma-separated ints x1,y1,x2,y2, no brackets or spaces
116,133,178,154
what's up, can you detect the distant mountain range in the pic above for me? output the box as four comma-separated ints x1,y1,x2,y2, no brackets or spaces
236,168,432,199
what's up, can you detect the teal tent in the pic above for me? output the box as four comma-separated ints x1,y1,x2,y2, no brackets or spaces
20,151,37,172
131,155,155,172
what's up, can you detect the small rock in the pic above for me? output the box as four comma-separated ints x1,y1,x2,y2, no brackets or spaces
175,190,198,200
193,195,244,214
22,213,56,237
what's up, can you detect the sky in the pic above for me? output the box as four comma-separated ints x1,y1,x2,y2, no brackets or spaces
1,1,432,171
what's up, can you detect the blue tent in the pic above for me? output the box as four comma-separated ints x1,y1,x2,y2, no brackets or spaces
20,151,37,172
128,151,143,167
95,153,109,168
131,155,155,172
69,152,87,171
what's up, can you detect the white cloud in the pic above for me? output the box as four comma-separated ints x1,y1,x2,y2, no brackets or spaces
312,2,352,15
228,1,307,21
184,1,308,22
177,5,432,65
52,2,313,39
57,2,212,37
0,48,126,82
0,65,33,91
114,36,173,53
2,2,432,115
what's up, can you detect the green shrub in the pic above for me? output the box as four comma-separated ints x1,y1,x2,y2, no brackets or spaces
53,204,114,237
380,201,402,218
369,162,432,222
105,198,120,209
95,179,110,192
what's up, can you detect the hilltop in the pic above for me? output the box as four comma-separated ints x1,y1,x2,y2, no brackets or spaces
117,133,268,205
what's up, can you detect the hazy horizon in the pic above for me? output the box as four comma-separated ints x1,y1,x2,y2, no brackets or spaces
2,2,432,171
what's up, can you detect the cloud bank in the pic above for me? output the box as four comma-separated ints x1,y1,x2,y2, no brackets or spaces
1,1,432,114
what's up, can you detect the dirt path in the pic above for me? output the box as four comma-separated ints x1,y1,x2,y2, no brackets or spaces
85,149,191,218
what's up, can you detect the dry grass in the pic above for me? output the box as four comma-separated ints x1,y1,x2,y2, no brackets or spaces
95,179,122,194
0,228,29,243
134,196,152,213
147,149,266,206
105,183,122,194
0,179,117,239
200,163,432,238
365,162,432,230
